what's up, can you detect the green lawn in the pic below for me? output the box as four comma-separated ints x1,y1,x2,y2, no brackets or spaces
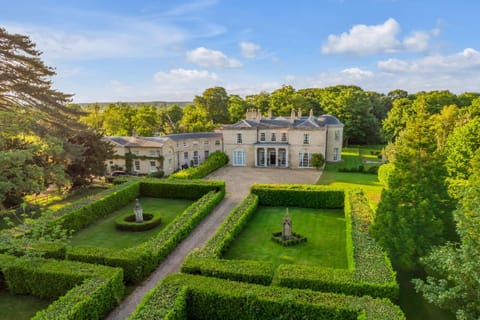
223,206,348,269
68,197,193,249
0,290,52,320
318,146,384,206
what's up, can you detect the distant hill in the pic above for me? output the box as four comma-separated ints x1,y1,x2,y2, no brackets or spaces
77,101,192,108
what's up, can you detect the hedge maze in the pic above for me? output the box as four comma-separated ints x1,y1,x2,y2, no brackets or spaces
0,179,225,319
131,184,405,319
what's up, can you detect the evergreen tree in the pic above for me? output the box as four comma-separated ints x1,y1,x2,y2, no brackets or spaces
372,104,455,270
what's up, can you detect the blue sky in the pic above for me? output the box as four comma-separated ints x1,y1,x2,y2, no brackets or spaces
2,0,480,102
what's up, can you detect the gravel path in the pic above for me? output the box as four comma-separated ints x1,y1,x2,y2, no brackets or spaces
105,167,321,319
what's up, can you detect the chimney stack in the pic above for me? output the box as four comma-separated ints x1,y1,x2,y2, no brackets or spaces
290,108,296,123
309,109,314,119
267,108,273,119
298,108,302,118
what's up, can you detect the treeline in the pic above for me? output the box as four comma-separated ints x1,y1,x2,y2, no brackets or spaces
79,86,480,147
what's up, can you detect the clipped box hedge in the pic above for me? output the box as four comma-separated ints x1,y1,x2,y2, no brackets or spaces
250,184,344,209
129,273,405,320
0,254,124,320
182,185,399,301
168,151,228,180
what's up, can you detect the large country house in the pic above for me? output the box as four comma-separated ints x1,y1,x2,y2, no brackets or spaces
220,109,343,168
103,109,343,175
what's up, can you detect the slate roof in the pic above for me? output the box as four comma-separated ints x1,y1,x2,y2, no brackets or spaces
220,114,342,130
102,136,165,148
163,132,222,141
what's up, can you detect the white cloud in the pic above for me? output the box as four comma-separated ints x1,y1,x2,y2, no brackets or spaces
153,68,218,83
322,18,439,55
340,67,374,79
164,0,218,16
240,41,261,58
378,48,480,73
322,18,401,55
186,47,242,68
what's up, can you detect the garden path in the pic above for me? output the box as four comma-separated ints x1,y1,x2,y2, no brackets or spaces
105,167,321,320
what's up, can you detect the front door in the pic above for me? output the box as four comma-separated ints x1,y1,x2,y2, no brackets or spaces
269,151,276,166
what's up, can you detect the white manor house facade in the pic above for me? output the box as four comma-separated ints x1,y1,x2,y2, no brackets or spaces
220,109,343,168
103,109,343,175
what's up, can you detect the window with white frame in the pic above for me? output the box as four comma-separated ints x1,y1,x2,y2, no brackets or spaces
183,141,188,147
298,152,311,168
233,150,246,166
236,133,242,144
184,151,188,160
204,140,209,145
260,132,265,142
149,151,156,156
271,132,276,142
215,140,221,145
303,133,310,145
281,132,287,142
134,160,141,171
193,151,199,166
334,148,339,161
132,150,139,156
204,150,209,159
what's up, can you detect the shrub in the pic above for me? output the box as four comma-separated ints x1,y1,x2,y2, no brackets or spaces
115,212,162,232
168,151,228,180
129,273,406,320
140,179,225,199
271,232,307,246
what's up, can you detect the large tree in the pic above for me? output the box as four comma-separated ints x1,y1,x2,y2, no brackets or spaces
414,155,480,319
372,104,455,270
194,86,229,124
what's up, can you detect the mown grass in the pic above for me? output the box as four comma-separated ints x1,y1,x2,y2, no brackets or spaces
68,197,193,249
223,206,348,269
0,290,52,320
318,146,384,207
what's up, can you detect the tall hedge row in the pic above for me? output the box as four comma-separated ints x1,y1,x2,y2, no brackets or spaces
250,184,344,208
0,254,124,320
168,151,228,180
129,274,405,320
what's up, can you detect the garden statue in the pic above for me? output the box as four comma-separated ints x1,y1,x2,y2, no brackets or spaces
282,208,292,240
134,198,144,222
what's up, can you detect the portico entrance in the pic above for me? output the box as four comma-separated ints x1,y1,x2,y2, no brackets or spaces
255,146,288,167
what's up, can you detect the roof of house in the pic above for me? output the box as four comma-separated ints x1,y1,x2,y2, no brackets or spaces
220,114,343,130
162,132,223,141
102,136,165,148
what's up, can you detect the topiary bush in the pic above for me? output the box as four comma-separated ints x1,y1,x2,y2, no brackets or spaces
271,232,307,246
115,212,162,232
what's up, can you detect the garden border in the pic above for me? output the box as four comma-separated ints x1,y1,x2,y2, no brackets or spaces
182,184,398,300
128,273,405,320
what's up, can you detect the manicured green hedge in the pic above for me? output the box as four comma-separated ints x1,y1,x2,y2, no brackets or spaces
0,254,124,320
115,212,162,232
140,179,225,199
182,257,275,285
67,189,225,284
183,186,398,300
251,184,344,208
129,273,405,320
168,151,228,180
